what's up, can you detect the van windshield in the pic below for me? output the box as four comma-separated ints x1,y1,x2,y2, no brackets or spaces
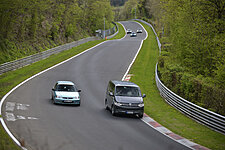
116,86,141,97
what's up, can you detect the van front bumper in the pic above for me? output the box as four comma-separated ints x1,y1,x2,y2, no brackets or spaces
114,105,144,115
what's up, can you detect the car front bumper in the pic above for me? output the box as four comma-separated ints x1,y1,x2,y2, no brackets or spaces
54,98,80,105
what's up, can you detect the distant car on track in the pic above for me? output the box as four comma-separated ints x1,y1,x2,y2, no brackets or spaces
51,81,81,105
105,80,146,118
130,32,137,37
137,29,142,33
126,29,132,34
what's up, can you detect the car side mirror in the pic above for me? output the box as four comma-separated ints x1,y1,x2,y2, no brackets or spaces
78,89,81,92
52,88,55,91
142,94,146,98
109,92,114,96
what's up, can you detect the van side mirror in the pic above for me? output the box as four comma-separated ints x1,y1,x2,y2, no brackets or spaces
109,92,114,96
52,88,55,91
142,94,146,98
78,89,81,92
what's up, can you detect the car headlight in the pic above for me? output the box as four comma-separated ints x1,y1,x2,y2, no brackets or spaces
138,102,144,107
74,96,80,100
56,95,62,98
114,101,122,106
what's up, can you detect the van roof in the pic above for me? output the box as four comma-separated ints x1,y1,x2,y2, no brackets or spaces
111,80,139,87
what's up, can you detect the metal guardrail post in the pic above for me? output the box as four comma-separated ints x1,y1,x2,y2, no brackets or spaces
155,63,225,134
0,37,99,75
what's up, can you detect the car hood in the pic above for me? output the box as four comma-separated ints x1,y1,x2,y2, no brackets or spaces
55,91,79,98
115,96,143,103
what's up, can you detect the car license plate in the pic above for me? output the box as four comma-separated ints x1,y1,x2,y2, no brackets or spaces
64,100,72,103
126,111,133,114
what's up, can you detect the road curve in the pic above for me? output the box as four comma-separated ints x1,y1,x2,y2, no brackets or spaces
2,21,190,150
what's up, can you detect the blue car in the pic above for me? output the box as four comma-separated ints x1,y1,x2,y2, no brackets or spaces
51,81,81,105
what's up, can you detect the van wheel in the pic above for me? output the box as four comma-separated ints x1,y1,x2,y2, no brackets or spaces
111,105,116,116
138,113,143,118
105,99,109,110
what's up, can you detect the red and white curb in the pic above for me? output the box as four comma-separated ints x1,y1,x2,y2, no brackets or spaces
141,114,210,150
123,74,210,150
123,74,133,81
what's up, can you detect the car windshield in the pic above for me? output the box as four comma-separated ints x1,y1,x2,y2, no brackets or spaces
56,85,76,92
116,86,141,97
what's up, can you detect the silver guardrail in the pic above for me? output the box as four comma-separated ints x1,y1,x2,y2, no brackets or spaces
0,37,99,75
0,22,118,75
134,19,225,134
96,22,117,39
155,64,225,134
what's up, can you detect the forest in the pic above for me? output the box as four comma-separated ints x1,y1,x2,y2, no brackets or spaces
110,0,128,6
117,0,225,115
0,0,114,64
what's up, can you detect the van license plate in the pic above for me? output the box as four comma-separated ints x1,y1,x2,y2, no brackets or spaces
126,111,133,114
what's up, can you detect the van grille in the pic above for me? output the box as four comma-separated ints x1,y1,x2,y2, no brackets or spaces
121,103,139,107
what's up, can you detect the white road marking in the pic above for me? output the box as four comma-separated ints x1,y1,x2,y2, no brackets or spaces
6,102,16,111
6,114,39,121
5,102,38,121
27,117,38,120
16,103,29,110
17,115,26,120
6,112,16,121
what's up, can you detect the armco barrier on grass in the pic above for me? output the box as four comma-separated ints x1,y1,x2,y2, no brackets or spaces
0,37,98,75
0,22,118,75
134,19,225,135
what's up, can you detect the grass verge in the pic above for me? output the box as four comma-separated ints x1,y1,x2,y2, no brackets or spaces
109,22,125,40
129,21,225,150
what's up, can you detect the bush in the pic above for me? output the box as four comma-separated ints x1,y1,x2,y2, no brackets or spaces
158,64,225,116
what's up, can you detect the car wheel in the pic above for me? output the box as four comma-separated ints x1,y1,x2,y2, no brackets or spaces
52,99,56,104
78,101,81,106
111,105,116,116
105,99,109,110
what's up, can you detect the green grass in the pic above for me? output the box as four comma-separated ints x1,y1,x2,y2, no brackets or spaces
129,21,225,150
0,123,21,150
109,22,125,40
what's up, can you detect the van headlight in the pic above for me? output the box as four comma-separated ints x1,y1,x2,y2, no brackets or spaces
114,101,122,106
138,102,144,107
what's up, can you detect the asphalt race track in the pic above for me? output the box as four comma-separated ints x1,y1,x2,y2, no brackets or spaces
2,21,190,150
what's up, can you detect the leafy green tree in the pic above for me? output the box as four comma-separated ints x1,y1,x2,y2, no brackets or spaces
0,0,114,63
